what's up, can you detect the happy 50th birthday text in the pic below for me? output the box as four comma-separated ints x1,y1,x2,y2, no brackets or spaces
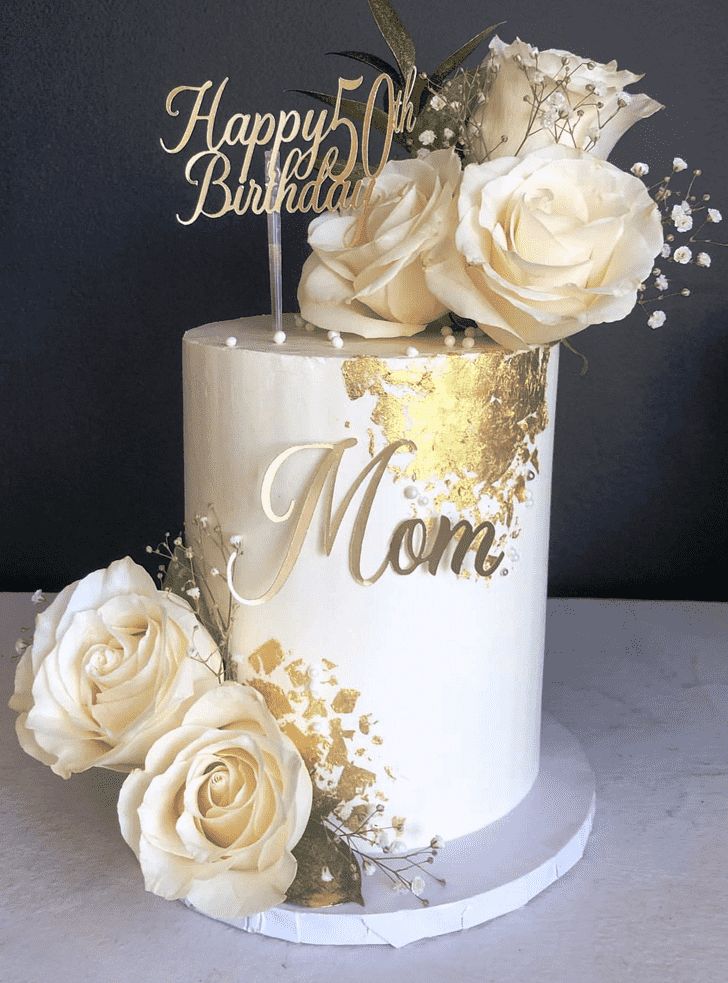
162,70,417,225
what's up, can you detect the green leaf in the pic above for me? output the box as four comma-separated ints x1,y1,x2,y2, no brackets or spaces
430,22,502,87
292,89,407,146
328,50,403,86
367,0,416,79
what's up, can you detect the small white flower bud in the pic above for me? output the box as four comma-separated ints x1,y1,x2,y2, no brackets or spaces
410,875,426,897
630,162,649,177
672,157,688,172
696,252,712,267
647,310,667,329
673,246,692,264
708,208,722,223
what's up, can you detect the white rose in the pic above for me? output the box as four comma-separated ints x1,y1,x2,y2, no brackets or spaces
469,37,662,162
297,149,460,339
425,147,664,350
118,682,313,918
9,557,222,778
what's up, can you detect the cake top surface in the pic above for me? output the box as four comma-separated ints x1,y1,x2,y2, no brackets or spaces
184,314,504,360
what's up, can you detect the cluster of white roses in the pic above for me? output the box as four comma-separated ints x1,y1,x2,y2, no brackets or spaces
298,37,665,350
10,558,313,919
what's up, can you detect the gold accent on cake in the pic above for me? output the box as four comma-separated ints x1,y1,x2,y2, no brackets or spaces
341,346,550,557
239,639,396,907
331,688,360,714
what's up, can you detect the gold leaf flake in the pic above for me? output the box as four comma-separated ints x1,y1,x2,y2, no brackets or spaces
247,639,285,676
331,688,360,714
247,679,292,719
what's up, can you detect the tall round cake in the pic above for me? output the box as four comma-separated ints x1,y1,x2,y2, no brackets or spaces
183,314,559,855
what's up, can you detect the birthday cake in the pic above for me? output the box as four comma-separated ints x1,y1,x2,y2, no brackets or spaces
183,316,558,855
11,0,721,949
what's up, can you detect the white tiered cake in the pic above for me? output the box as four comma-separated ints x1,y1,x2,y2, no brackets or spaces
184,314,559,851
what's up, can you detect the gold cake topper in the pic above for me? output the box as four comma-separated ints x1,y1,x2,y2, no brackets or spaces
161,69,416,225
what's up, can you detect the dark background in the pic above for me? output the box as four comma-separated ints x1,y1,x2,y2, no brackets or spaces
2,0,727,598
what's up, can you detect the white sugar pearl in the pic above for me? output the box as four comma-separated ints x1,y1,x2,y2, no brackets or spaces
327,330,340,340
273,330,286,345
444,334,456,348
404,485,418,500
225,336,237,348
462,336,475,349
405,346,419,357
464,326,476,337
440,325,453,336
418,496,429,506
331,336,344,349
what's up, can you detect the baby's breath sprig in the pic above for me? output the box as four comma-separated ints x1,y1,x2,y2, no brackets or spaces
463,47,631,163
145,506,240,681
634,159,725,330
323,804,445,906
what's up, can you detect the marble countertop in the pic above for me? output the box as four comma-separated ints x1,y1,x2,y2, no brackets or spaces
1,595,726,983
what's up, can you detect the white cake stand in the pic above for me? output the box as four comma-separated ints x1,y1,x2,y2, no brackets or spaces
186,714,595,948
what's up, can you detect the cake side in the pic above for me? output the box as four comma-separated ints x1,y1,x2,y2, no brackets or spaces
183,315,559,852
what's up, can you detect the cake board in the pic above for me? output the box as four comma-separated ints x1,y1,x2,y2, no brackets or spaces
185,714,595,948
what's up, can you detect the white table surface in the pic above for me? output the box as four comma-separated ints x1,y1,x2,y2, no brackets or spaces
1,594,726,983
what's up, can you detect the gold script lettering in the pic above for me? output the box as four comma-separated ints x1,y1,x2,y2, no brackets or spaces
163,69,417,222
227,438,415,606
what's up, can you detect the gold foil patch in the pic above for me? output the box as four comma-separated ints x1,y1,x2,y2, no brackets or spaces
342,346,550,560
239,639,395,907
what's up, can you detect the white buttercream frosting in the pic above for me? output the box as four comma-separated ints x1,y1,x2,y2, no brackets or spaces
183,315,558,846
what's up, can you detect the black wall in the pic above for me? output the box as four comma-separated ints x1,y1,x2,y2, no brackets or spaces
3,0,727,598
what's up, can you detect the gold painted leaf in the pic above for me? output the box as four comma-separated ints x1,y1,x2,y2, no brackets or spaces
293,89,407,146
287,819,364,908
328,49,403,85
430,22,502,87
367,0,416,78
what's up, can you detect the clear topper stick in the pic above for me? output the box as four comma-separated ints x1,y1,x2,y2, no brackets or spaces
265,150,284,339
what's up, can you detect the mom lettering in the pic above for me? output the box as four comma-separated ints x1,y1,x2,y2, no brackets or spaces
227,438,503,606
